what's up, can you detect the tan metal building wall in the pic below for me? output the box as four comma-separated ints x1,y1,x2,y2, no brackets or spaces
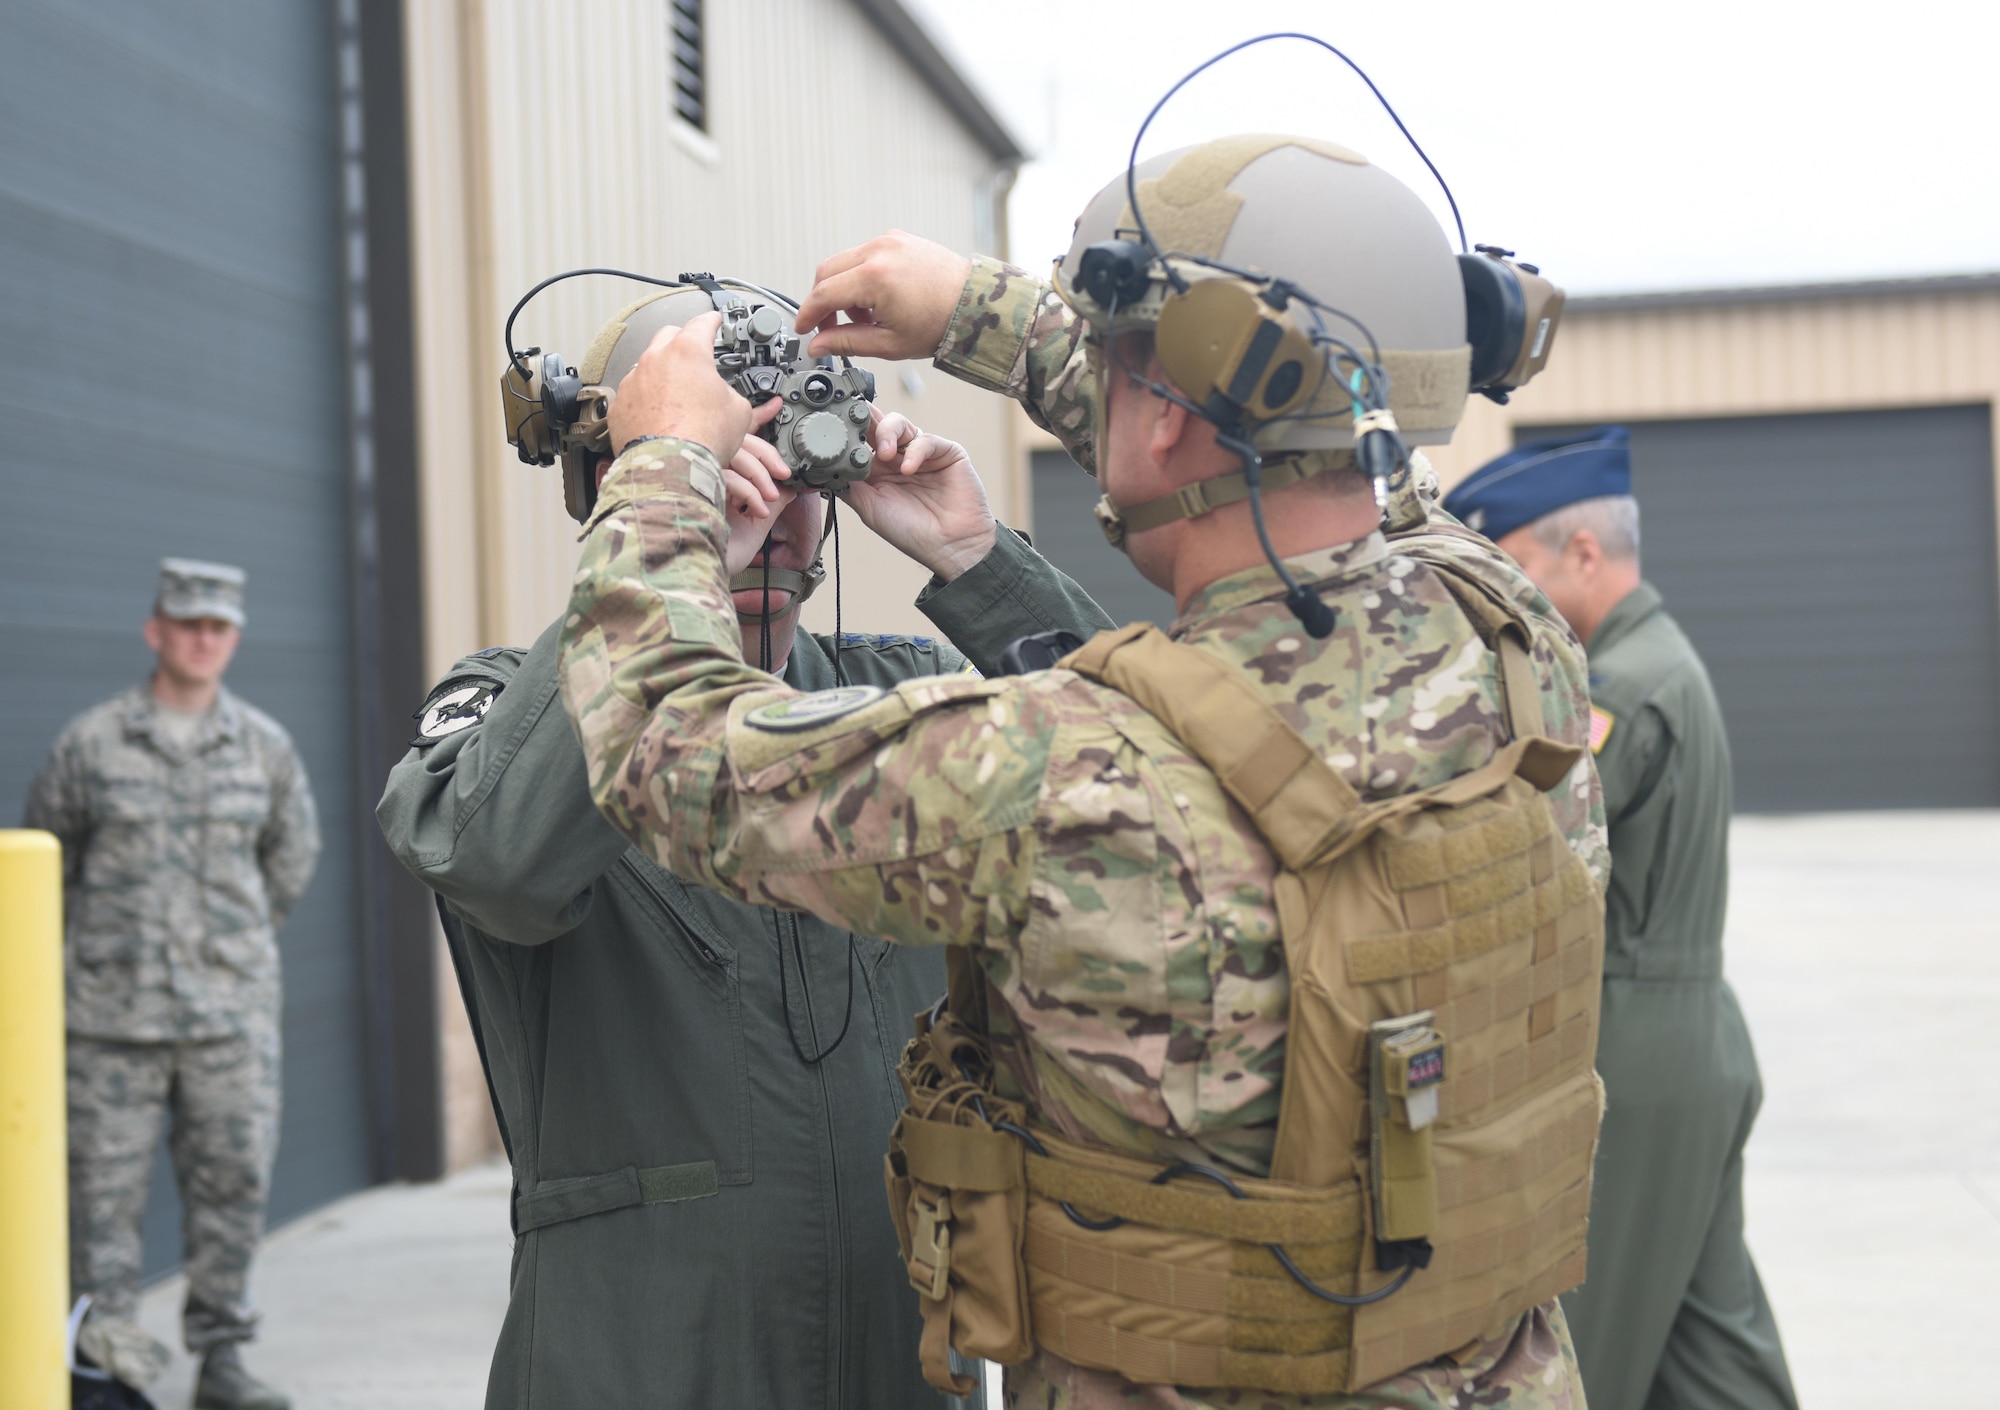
399,0,1022,1168
1425,276,2000,499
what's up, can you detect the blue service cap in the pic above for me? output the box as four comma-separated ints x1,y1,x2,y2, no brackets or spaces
1443,427,1632,541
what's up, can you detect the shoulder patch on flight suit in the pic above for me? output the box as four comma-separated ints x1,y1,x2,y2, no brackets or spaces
411,674,503,748
744,684,885,733
1588,705,1615,755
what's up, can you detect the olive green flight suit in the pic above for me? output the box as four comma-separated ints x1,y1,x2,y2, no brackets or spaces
377,528,1111,1410
1560,582,1797,1410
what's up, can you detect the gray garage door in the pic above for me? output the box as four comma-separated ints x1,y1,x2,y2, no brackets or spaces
1522,406,2000,811
1031,450,1178,626
0,2,373,1274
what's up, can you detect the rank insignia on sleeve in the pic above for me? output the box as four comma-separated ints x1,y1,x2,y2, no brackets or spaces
412,676,502,747
1588,705,1615,755
744,684,885,732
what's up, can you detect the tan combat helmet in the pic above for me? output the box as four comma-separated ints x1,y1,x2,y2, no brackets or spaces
562,290,830,613
555,288,759,522
1054,135,1472,461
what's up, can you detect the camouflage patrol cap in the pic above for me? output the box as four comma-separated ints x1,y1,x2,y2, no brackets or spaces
1056,135,1471,451
156,558,246,627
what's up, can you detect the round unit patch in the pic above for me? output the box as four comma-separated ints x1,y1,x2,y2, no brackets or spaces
744,684,885,733
412,678,501,747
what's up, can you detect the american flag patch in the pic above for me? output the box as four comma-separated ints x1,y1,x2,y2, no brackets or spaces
1588,706,1615,755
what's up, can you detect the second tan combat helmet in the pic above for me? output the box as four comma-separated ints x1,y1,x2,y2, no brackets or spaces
1054,135,1473,458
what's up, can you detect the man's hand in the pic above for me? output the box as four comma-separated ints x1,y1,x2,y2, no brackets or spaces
841,406,997,583
794,231,973,361
607,312,752,461
722,402,797,577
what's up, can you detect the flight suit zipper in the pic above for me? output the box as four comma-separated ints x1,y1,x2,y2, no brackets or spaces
787,911,848,1410
619,857,726,967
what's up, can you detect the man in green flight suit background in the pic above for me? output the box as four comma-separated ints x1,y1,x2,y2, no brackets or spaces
377,287,1113,1408
1446,428,1798,1410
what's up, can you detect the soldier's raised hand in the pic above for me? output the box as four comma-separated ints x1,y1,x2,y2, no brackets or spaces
841,406,996,583
608,311,752,461
795,231,973,361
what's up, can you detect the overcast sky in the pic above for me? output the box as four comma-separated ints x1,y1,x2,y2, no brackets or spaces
904,0,2000,295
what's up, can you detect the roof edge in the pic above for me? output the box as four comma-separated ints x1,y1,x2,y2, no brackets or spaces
848,0,1025,163
1570,271,2000,315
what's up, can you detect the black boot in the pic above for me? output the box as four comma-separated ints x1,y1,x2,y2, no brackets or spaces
193,1344,290,1410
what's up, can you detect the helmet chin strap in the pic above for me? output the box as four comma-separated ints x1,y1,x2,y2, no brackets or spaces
726,560,825,618
727,495,835,673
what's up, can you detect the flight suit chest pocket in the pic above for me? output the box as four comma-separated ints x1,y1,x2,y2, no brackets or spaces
541,856,752,1186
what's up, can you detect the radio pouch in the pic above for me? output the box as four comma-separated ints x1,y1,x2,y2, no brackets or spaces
885,980,1034,1395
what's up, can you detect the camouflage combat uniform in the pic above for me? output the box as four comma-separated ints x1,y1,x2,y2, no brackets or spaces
23,684,320,1383
555,258,1608,1410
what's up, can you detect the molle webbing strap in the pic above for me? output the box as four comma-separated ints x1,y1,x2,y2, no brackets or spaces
1022,1144,1359,1246
1348,1244,1588,1389
1110,457,1328,537
1062,625,1361,869
900,1114,1023,1193
1030,1295,1354,1395
513,1160,719,1232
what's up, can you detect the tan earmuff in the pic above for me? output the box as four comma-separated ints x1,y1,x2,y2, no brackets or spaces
500,351,586,467
1154,277,1325,423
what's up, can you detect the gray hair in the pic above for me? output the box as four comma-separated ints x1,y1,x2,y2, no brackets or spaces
1531,494,1641,561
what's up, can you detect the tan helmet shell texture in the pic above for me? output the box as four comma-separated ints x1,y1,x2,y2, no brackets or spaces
1059,136,1471,449
578,288,741,391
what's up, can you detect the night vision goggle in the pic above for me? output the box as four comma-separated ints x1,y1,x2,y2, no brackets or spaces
500,270,878,521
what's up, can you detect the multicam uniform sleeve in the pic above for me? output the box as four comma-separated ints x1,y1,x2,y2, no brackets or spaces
259,735,321,926
558,438,1057,950
933,256,1099,473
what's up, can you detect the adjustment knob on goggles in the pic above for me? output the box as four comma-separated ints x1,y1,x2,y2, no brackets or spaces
1076,239,1155,311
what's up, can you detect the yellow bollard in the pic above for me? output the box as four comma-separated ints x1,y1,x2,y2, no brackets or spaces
1,830,68,1409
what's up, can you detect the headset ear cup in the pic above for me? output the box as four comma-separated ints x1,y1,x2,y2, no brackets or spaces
1459,253,1526,392
1155,279,1324,420
500,357,555,466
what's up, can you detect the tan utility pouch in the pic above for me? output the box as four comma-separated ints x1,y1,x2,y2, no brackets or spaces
884,984,1034,1395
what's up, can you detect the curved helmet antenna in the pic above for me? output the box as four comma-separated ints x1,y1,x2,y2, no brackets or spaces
1123,33,1468,267
1107,34,1460,640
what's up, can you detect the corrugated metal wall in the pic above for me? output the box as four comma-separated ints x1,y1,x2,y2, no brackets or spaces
1029,450,1175,625
1527,407,2000,810
1433,286,2000,481
0,0,374,1270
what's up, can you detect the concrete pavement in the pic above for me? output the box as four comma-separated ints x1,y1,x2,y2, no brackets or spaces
136,1163,512,1410
1726,811,2000,1406
135,811,2000,1408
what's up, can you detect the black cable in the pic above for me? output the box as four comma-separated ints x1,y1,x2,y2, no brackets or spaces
778,925,856,1065
1125,33,1467,264
504,267,691,373
1220,432,1337,639
759,550,772,673
988,1122,1416,1307
829,496,846,687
